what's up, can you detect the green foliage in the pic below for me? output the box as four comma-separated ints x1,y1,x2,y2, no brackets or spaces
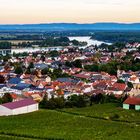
0,97,3,104
65,61,73,67
41,68,50,75
117,79,125,83
0,42,11,49
0,55,11,62
40,95,88,109
2,93,13,104
13,52,28,57
66,95,87,108
72,59,82,68
85,61,118,75
40,97,65,109
93,31,140,43
0,75,5,83
127,82,134,88
15,66,23,74
90,94,123,105
42,68,70,80
39,94,48,109
85,57,140,75
0,103,140,139
49,50,59,57
84,64,99,72
28,62,34,69
41,37,70,47
71,40,79,46
71,39,87,46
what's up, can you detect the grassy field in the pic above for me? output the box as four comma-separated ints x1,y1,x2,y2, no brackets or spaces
61,103,140,123
0,103,140,140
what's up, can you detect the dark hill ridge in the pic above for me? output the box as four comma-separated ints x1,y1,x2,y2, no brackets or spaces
0,23,140,31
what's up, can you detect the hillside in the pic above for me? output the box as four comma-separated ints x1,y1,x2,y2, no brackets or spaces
0,23,140,31
0,103,140,140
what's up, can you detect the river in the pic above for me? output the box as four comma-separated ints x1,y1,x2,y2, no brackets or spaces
12,36,111,54
69,36,111,46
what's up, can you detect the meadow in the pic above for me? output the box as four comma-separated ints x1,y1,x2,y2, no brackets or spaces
0,103,140,140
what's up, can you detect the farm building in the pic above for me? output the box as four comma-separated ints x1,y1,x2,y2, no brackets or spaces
0,98,38,116
123,97,140,110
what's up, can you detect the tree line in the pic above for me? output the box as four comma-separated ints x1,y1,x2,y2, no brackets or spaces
39,94,127,109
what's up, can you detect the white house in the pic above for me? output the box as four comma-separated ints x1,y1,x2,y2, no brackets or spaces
0,98,38,116
123,97,140,110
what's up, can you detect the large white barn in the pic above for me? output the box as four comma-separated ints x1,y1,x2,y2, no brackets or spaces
0,99,39,116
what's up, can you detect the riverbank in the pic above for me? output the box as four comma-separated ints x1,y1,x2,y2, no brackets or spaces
11,36,112,54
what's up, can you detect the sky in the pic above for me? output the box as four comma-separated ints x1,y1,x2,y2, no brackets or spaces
0,0,140,24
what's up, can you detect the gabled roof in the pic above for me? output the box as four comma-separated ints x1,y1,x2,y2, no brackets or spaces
1,98,37,110
112,83,126,91
124,97,140,105
122,74,131,78
0,84,6,89
10,93,18,99
34,63,48,69
8,77,22,85
56,78,79,84
12,83,32,90
57,78,72,83
74,73,91,79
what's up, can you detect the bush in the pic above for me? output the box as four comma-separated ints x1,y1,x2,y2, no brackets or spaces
40,96,65,109
66,95,87,108
109,114,120,120
2,93,13,103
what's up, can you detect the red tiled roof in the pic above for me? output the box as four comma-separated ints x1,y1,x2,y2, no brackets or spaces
112,83,126,91
0,72,8,75
124,97,140,105
130,77,137,81
10,93,18,99
74,74,90,79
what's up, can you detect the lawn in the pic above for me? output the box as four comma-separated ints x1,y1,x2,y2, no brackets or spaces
61,103,140,123
0,103,140,140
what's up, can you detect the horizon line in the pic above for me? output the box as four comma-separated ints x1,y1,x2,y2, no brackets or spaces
0,22,140,25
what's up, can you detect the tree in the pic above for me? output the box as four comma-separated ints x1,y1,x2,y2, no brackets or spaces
41,68,50,75
0,97,2,104
66,95,87,108
84,64,99,72
2,93,13,103
49,51,59,57
52,97,65,109
15,66,23,74
39,94,48,109
58,37,70,43
117,79,125,83
127,82,133,89
0,75,5,83
71,40,80,46
72,59,82,68
40,95,65,109
41,55,46,62
65,61,73,67
28,62,34,69
0,42,11,49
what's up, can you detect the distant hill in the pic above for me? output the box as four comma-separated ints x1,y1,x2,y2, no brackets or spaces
0,23,140,31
